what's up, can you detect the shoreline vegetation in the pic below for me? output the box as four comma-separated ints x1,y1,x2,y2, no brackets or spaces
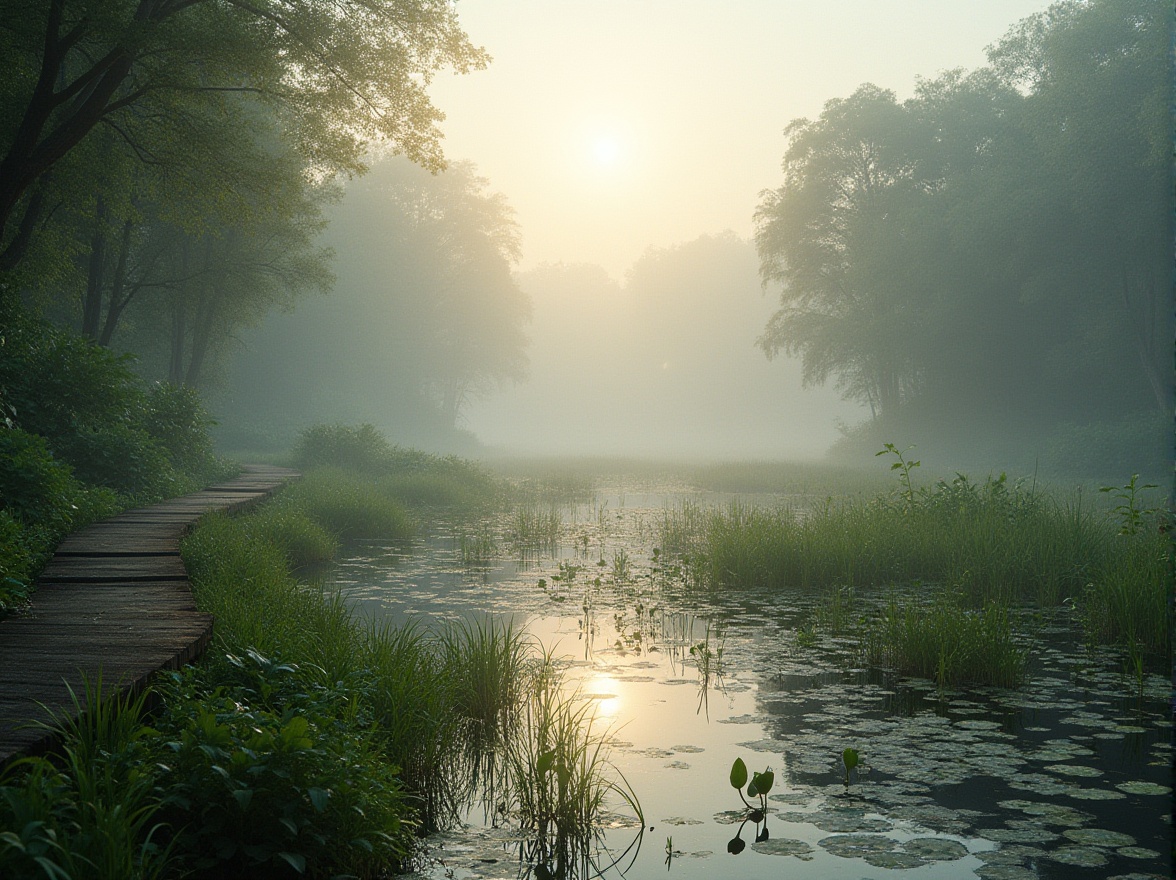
0,424,641,879
1,422,1169,877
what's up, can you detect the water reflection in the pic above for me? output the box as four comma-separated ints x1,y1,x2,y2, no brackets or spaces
323,487,1171,880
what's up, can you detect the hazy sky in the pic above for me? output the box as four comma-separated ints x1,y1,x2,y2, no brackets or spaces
428,0,1055,278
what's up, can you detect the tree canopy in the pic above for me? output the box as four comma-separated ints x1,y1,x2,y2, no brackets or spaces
754,0,1171,468
0,0,486,268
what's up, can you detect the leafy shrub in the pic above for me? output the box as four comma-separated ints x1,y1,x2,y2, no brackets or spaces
0,427,82,527
292,423,395,474
142,383,222,480
53,420,176,498
0,311,223,499
154,657,414,880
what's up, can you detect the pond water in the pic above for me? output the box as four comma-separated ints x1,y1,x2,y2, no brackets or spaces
327,483,1172,880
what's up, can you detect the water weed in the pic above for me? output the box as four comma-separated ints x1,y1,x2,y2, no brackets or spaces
505,657,643,879
864,593,1027,688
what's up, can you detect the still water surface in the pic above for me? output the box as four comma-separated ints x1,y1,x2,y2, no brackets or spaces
328,483,1171,880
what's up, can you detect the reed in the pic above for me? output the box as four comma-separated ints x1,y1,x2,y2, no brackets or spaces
865,593,1027,688
503,657,643,878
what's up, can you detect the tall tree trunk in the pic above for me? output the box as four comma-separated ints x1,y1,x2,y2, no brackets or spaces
98,217,135,346
169,239,190,384
80,197,107,339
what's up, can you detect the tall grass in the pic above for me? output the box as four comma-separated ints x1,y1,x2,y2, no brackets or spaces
865,594,1027,688
665,476,1135,608
504,657,643,879
277,467,415,542
0,679,170,880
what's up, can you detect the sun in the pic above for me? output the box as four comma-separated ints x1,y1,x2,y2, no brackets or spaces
592,135,621,167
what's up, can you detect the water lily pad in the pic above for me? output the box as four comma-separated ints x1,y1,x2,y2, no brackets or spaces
1043,846,1109,867
1115,847,1162,859
712,810,747,825
670,744,704,753
663,760,691,770
954,719,1003,730
1066,786,1126,801
974,866,1039,879
902,837,968,860
980,827,1059,844
864,851,928,869
783,810,893,833
1044,763,1103,777
1116,781,1171,796
818,834,899,858
661,816,702,826
996,800,1093,826
1064,828,1135,847
750,837,815,859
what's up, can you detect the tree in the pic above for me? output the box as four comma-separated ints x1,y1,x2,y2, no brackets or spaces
0,0,486,271
215,157,528,441
754,84,931,421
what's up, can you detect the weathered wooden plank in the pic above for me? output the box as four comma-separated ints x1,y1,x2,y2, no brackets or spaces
0,467,295,766
40,555,190,581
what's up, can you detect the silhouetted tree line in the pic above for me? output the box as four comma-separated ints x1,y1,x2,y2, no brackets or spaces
0,0,519,395
755,0,1171,467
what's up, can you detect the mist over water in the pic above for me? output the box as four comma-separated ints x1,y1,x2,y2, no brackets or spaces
465,235,858,460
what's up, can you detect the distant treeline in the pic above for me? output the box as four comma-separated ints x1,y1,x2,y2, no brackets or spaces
755,0,1171,472
0,1,485,388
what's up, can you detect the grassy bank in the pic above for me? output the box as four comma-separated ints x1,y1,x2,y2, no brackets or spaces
1,426,637,880
662,459,1170,672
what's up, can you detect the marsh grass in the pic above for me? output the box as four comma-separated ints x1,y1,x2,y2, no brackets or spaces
1078,531,1170,659
865,592,1027,688
505,657,643,878
458,525,499,567
509,502,562,552
0,678,170,880
440,618,531,808
665,477,1127,608
279,467,415,541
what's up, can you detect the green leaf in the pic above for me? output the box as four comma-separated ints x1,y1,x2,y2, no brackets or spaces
231,788,253,811
278,851,307,874
307,787,329,813
729,757,748,790
842,748,859,772
536,749,556,776
755,769,774,795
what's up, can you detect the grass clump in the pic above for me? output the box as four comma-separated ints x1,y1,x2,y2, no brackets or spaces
865,592,1027,688
505,657,642,879
279,467,415,542
291,423,504,510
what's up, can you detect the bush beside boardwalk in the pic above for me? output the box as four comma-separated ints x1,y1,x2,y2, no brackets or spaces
0,424,517,879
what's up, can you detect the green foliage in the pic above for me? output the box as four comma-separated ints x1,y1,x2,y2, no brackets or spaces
292,423,397,474
140,384,221,482
0,311,225,501
153,658,413,879
0,428,85,527
0,679,171,880
865,593,1027,688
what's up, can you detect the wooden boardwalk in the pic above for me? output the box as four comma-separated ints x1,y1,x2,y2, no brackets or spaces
0,464,298,765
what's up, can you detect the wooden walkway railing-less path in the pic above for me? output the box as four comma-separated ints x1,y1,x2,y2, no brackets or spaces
0,464,299,766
